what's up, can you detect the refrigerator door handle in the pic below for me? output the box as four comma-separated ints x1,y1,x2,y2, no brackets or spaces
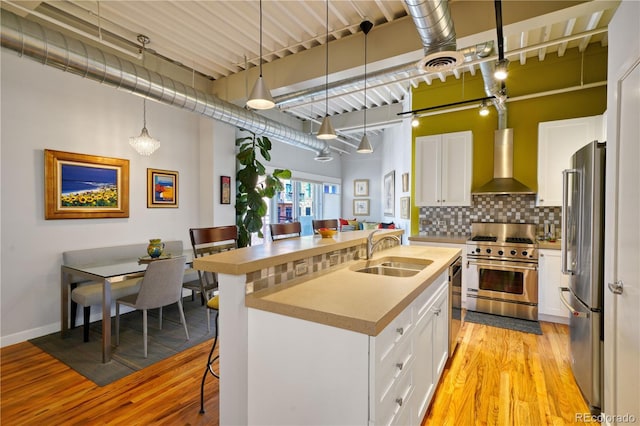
559,287,589,318
607,280,624,295
561,169,578,275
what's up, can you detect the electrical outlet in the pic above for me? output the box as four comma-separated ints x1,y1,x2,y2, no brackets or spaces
437,220,446,226
329,253,339,266
295,261,308,276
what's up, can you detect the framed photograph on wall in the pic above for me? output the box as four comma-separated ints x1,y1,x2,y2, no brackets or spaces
400,196,410,219
220,175,231,204
402,172,409,192
353,199,370,216
353,179,369,197
383,170,395,217
147,168,178,208
44,149,129,219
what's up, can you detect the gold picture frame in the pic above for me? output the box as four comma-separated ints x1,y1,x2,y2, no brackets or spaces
147,168,179,208
44,149,129,219
354,179,369,197
353,199,370,216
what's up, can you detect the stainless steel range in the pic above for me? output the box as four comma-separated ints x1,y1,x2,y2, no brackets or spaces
466,222,539,321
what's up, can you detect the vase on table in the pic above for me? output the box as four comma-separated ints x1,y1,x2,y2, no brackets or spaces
147,238,165,258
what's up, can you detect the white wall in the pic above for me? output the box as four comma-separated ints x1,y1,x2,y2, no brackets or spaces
340,136,383,221
0,50,339,345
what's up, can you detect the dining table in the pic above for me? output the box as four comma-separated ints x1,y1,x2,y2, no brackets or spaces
60,253,192,363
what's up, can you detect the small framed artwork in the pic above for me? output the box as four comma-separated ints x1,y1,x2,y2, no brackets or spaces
402,172,409,192
383,170,395,217
354,179,369,197
353,199,370,216
400,196,410,219
220,175,231,204
147,168,178,208
44,149,129,219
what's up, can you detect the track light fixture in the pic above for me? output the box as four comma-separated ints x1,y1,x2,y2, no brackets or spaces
479,101,490,116
411,115,420,127
494,58,509,80
246,0,275,110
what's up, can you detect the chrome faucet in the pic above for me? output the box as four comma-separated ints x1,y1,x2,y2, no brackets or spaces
366,229,401,259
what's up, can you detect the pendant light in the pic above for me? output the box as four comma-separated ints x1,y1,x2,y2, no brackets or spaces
129,35,160,156
357,20,373,154
317,0,337,140
246,0,275,110
129,98,160,156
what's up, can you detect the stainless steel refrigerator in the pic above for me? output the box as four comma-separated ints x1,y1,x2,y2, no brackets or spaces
559,140,605,415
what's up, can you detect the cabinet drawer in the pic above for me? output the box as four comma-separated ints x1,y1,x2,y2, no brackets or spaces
413,272,447,322
373,307,413,367
375,355,414,426
374,331,414,404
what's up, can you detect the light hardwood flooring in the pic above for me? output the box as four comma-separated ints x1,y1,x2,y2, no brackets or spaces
1,320,589,425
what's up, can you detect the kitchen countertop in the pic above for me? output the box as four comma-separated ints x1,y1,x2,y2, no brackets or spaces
538,239,561,250
193,229,403,275
408,234,469,244
245,245,461,336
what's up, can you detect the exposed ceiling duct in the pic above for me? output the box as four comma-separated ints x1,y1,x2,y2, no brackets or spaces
0,10,329,156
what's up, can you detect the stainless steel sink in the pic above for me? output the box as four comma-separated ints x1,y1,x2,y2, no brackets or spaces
352,257,433,277
356,266,421,277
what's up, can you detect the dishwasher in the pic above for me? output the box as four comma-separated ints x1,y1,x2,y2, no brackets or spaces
449,256,463,357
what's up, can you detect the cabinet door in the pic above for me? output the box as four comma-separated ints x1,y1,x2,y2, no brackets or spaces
413,303,436,421
415,135,441,206
432,286,449,378
537,115,602,206
538,249,570,321
441,131,473,207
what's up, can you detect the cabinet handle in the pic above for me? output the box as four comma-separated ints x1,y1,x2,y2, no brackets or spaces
540,198,544,202
396,397,403,407
433,308,441,316
540,253,544,257
396,327,404,336
396,362,404,371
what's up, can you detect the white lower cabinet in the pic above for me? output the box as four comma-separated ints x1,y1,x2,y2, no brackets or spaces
538,249,570,323
247,271,449,425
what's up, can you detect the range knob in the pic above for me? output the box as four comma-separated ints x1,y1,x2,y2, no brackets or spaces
522,251,528,257
486,248,492,254
510,250,517,255
475,248,481,253
498,250,504,255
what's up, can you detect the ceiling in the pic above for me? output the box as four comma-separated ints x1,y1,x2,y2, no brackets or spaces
2,0,620,153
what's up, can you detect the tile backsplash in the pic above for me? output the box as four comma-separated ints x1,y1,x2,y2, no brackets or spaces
418,194,561,237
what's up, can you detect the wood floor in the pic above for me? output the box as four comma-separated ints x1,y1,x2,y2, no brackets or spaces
1,320,588,425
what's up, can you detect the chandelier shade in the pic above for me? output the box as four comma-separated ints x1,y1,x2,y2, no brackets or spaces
129,99,160,156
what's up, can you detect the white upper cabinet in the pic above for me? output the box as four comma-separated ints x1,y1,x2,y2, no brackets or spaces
415,131,473,207
537,115,603,206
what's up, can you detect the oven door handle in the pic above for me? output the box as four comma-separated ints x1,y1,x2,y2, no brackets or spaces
467,260,538,271
558,287,589,318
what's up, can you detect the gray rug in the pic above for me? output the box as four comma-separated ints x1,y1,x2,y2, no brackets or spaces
465,310,543,335
29,298,216,386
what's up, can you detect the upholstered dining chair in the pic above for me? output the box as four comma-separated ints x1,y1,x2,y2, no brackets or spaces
269,222,302,241
115,256,189,358
312,219,339,233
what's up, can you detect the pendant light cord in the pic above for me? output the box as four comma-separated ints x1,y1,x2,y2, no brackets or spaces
259,0,264,77
143,99,147,128
363,29,367,133
325,0,329,116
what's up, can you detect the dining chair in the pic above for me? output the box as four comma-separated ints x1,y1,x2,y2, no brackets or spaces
312,219,339,233
115,256,189,358
269,222,302,241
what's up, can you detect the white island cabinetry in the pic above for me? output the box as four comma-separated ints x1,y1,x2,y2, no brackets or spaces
247,271,449,426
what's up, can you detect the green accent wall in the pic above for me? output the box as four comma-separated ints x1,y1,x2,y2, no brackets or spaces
410,44,607,235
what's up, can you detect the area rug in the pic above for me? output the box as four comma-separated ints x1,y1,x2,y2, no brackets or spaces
29,298,216,386
465,310,543,335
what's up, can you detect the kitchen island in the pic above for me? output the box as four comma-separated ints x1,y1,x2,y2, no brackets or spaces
193,229,460,425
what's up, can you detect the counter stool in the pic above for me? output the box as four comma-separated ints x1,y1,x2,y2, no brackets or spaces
199,294,219,414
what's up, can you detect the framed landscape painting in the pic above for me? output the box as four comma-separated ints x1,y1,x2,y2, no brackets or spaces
44,149,129,219
147,168,178,208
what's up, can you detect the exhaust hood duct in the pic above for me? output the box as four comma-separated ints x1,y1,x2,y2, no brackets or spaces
0,10,327,155
472,129,536,195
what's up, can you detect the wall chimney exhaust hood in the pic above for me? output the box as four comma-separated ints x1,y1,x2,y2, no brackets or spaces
472,129,536,195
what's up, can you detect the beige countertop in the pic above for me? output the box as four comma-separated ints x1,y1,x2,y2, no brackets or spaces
193,229,403,275
408,234,469,244
246,245,461,336
538,240,561,250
